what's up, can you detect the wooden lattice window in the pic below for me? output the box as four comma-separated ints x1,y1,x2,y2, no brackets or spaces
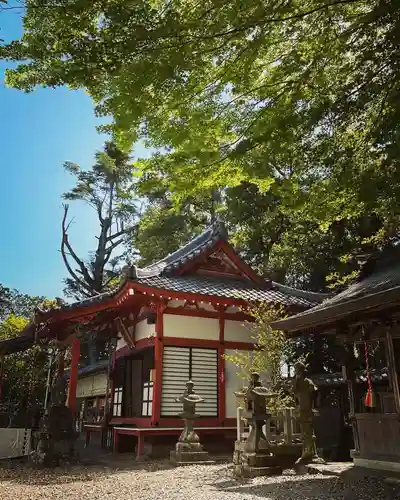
142,378,153,417
161,347,218,417
113,387,123,417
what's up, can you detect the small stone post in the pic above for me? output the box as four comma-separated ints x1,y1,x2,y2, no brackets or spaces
292,362,325,471
284,408,293,445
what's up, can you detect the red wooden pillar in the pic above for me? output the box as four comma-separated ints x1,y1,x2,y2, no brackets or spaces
109,350,116,419
218,312,226,425
151,303,165,426
66,338,80,415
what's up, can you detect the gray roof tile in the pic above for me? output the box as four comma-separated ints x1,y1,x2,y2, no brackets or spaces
272,246,400,332
131,220,228,278
133,275,322,308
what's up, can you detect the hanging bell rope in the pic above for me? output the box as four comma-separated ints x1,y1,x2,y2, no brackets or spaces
364,339,376,409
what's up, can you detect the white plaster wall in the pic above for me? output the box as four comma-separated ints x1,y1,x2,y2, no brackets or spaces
77,377,93,398
224,349,274,418
77,373,107,398
224,349,250,418
136,319,156,341
92,373,108,396
225,319,254,343
163,314,219,340
116,336,126,350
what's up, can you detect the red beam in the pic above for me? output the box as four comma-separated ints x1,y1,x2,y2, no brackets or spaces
66,338,80,415
109,350,116,423
151,303,165,426
163,337,219,348
225,340,254,350
218,313,226,424
109,416,237,429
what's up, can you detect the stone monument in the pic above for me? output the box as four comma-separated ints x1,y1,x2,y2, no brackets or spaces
30,350,79,466
233,372,282,477
292,361,325,470
170,381,213,465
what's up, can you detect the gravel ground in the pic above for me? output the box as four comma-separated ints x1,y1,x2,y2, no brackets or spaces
0,461,347,500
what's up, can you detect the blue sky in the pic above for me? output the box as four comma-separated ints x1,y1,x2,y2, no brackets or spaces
0,9,148,299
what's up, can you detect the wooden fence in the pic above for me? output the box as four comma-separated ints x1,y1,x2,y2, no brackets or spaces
236,406,302,445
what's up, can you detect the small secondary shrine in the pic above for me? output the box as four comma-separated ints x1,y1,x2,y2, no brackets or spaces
0,222,327,458
272,245,400,478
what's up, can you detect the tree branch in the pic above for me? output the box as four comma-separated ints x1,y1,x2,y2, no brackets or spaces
61,204,96,294
106,229,126,242
103,239,124,268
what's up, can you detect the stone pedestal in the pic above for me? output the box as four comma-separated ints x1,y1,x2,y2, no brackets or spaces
170,419,214,465
294,413,325,473
170,440,214,465
170,449,214,465
233,440,282,478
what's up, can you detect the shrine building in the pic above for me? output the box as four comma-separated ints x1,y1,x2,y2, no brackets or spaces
0,222,327,458
271,245,400,477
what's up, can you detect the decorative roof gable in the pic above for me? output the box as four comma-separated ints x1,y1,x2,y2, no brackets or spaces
124,220,265,285
192,248,246,279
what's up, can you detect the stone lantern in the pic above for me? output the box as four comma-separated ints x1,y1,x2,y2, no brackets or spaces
170,380,213,465
233,372,282,477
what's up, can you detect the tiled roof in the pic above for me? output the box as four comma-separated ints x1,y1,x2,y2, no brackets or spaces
126,220,228,279
271,246,400,332
8,221,328,335
64,359,109,379
36,222,328,314
132,275,323,308
271,282,330,304
307,266,400,311
54,290,115,312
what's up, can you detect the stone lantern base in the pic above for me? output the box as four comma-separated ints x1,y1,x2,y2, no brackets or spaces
170,417,215,465
233,440,282,478
170,441,214,465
